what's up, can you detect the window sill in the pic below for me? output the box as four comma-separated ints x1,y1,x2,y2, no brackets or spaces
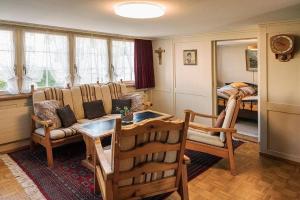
0,93,32,102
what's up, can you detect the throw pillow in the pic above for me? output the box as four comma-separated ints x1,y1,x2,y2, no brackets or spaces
56,105,77,128
215,110,226,128
209,110,226,136
83,100,106,119
230,82,248,88
111,99,132,114
120,94,144,112
33,100,62,129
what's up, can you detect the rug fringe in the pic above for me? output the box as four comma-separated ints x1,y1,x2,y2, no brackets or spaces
0,154,47,200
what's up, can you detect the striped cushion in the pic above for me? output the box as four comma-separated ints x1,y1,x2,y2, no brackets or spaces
79,84,98,103
34,126,79,140
44,88,64,106
106,82,123,99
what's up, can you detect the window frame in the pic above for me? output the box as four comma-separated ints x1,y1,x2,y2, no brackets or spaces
111,38,135,83
0,26,17,95
23,29,70,89
74,34,110,84
0,22,138,99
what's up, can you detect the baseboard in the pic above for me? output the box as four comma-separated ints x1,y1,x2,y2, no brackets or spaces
260,152,300,166
0,139,30,153
234,133,258,143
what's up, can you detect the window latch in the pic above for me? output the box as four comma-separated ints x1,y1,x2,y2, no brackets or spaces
23,65,27,75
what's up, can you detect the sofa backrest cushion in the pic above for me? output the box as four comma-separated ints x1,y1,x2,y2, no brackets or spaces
107,82,128,99
71,84,113,119
32,88,75,112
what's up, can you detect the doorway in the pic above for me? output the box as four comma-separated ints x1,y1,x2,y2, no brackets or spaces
212,38,259,142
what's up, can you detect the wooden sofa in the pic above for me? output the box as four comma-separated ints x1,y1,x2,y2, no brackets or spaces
31,83,150,167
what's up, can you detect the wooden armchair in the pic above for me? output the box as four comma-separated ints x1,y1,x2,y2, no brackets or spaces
31,115,82,167
94,111,191,200
185,95,241,175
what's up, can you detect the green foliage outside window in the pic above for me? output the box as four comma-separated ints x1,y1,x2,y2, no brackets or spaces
36,70,57,87
0,80,7,90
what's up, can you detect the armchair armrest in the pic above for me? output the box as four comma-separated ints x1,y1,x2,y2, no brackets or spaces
32,115,54,128
185,109,218,122
94,140,113,180
189,122,237,134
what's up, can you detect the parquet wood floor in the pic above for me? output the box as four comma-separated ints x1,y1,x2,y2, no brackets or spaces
168,142,300,200
0,142,299,200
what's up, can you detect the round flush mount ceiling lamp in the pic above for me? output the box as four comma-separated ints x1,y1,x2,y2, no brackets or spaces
114,2,165,19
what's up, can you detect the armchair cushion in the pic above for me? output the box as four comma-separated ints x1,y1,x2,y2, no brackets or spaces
221,97,237,142
33,100,62,129
34,126,79,140
187,127,225,147
56,105,77,128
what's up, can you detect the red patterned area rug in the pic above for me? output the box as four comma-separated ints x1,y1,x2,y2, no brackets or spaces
9,141,242,200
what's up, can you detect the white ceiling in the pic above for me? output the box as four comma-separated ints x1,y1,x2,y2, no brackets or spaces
0,0,300,38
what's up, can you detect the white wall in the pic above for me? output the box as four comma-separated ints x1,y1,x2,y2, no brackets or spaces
151,27,259,126
151,20,300,163
217,44,258,86
260,21,300,163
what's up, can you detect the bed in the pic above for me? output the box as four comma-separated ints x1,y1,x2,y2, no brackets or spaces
217,82,258,122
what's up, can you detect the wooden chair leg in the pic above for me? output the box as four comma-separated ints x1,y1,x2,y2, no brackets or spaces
45,144,54,167
226,136,237,176
178,164,189,200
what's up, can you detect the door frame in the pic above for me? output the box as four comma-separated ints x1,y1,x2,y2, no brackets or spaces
211,38,260,141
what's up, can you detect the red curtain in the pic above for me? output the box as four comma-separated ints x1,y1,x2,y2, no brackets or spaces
134,39,155,89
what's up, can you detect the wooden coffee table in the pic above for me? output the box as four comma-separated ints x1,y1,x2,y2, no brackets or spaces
74,110,172,171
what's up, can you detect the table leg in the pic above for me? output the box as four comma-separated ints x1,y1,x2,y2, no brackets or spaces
81,134,96,171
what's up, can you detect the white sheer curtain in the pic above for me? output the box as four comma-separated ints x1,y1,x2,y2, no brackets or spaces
22,32,69,92
75,36,109,85
111,40,134,82
0,30,19,94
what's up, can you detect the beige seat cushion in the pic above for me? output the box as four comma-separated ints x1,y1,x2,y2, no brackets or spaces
187,127,225,147
34,126,79,140
77,119,92,124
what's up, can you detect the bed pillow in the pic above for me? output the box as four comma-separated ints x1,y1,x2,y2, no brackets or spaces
218,85,239,97
83,100,106,119
239,86,257,96
33,100,62,129
56,105,77,128
230,82,248,88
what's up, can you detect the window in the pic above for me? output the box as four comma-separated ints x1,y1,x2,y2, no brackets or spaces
24,32,69,88
0,30,16,92
75,36,109,84
112,40,134,82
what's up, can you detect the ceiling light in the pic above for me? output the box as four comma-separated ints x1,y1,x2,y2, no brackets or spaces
114,2,165,19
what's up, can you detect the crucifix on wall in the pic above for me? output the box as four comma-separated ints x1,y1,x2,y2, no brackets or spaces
154,47,165,65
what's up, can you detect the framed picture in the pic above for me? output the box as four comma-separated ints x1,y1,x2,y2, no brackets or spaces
245,49,258,71
183,49,197,65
